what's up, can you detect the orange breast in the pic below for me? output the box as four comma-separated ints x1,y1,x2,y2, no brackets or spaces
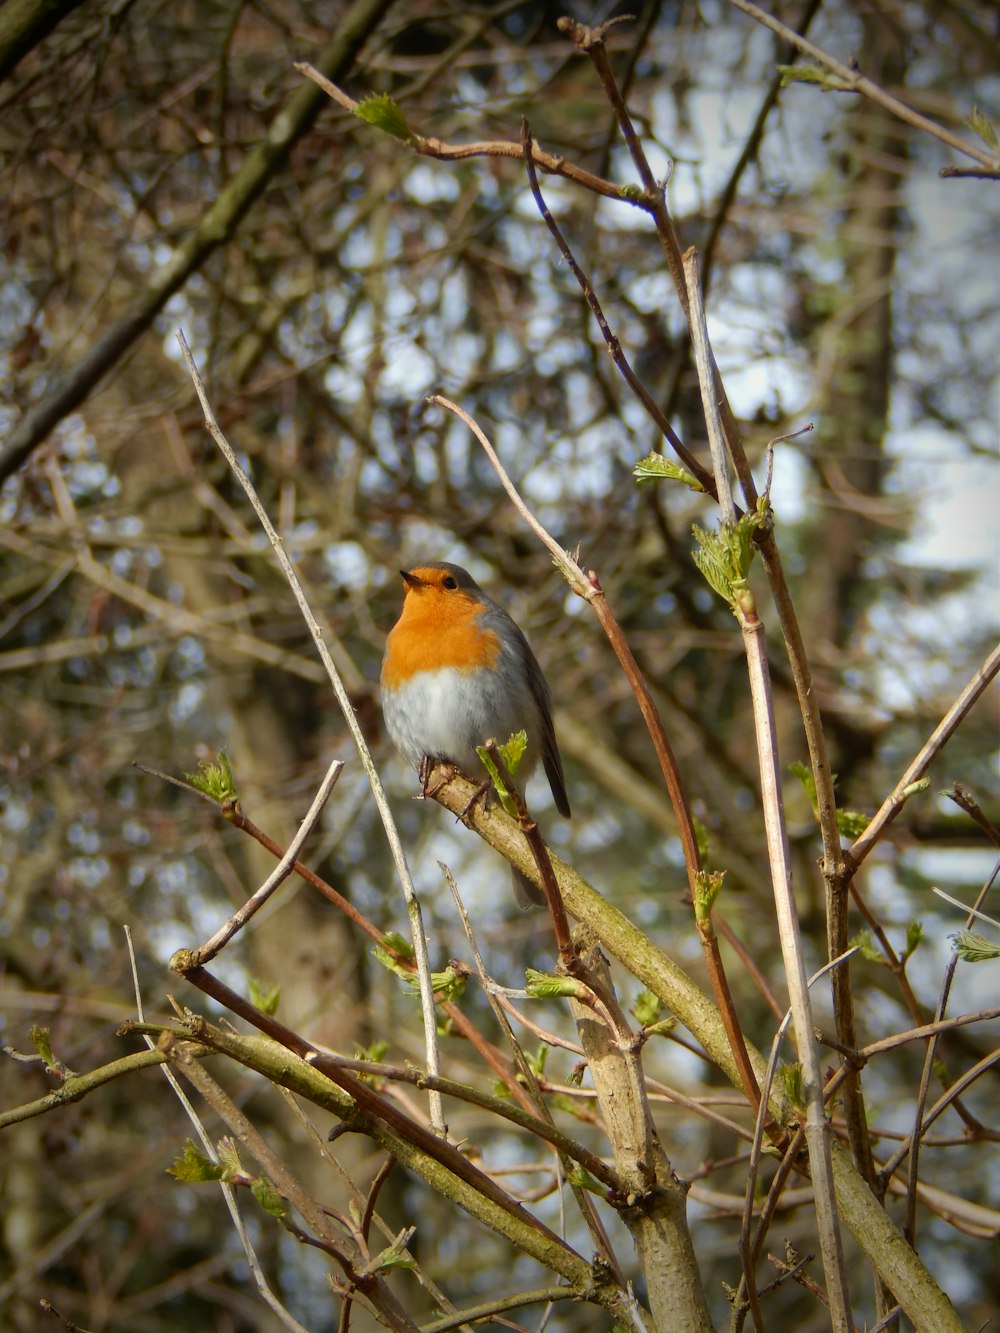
383,593,500,688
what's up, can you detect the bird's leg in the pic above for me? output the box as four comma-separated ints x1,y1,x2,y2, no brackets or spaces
456,779,491,824
417,756,490,823
417,755,457,800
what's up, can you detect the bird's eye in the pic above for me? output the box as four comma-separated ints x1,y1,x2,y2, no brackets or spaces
442,575,458,590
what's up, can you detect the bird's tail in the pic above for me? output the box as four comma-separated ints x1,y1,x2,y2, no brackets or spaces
511,866,544,910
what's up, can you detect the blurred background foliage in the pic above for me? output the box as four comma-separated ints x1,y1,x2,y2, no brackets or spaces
1,0,997,1328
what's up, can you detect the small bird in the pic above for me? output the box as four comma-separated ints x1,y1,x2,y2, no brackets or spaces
381,562,570,907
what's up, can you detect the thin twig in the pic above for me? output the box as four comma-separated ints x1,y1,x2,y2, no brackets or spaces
220,804,391,948
296,61,639,208
176,330,446,1136
946,783,1000,848
890,856,1000,1245
190,757,344,965
427,394,764,1110
739,949,857,1327
164,1038,422,1333
425,395,702,884
859,1005,1000,1059
321,1050,622,1193
931,887,1000,931
172,964,584,1263
684,248,735,526
723,0,1000,172
731,1123,807,1332
482,740,572,957
519,118,716,496
847,642,1000,871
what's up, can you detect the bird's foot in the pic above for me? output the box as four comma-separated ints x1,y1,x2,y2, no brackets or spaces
417,755,457,800
456,779,491,824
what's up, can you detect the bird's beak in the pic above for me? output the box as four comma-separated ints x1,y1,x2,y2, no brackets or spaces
400,569,426,589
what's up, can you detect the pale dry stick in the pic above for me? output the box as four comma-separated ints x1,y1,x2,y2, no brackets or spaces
731,1132,807,1333
847,640,1000,872
176,331,446,1137
932,887,1000,930
426,397,587,593
860,1005,1000,1060
121,928,310,1333
163,410,256,546
743,534,854,1328
739,949,859,1321
190,757,344,964
893,1181,1000,1239
724,0,1000,173
683,250,852,1331
418,1288,583,1333
542,1074,755,1141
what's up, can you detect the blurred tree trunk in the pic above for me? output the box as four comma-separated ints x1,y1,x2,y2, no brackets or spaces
805,15,907,755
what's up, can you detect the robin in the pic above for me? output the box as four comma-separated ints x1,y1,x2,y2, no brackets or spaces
381,562,570,907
